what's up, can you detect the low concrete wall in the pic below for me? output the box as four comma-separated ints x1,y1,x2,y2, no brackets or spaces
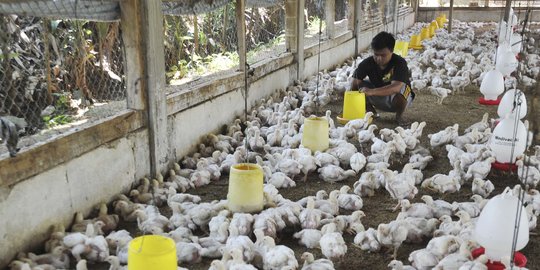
0,130,151,267
417,7,540,23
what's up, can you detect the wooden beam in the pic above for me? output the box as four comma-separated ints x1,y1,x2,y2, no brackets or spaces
120,0,146,110
140,0,169,176
304,31,353,58
285,0,298,53
393,0,399,34
236,0,246,72
348,0,355,31
504,0,512,22
297,0,306,80
0,111,145,187
325,0,335,39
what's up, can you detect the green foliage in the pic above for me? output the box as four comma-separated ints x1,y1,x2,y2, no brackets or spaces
43,92,75,128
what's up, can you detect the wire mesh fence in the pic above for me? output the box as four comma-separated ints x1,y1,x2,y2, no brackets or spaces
0,15,126,136
164,3,287,85
420,0,540,7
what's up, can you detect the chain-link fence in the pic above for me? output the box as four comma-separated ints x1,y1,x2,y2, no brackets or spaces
0,15,126,135
420,0,540,7
164,3,287,85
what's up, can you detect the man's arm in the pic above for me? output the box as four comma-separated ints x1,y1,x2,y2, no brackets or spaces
361,81,404,97
350,78,366,90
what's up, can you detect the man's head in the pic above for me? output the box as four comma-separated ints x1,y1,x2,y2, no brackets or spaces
371,31,395,67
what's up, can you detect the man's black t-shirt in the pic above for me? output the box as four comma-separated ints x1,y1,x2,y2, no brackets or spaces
352,53,411,88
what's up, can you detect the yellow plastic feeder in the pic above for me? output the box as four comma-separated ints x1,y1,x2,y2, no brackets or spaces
430,21,439,29
410,34,422,50
227,163,264,213
394,40,409,57
301,116,329,152
436,16,445,27
337,91,366,125
428,25,436,37
420,27,430,40
128,235,177,270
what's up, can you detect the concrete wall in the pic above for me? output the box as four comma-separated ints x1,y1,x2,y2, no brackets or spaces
0,130,150,266
417,7,540,22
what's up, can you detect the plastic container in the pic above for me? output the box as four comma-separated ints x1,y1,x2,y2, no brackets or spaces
429,25,436,37
420,27,430,40
228,163,264,213
343,91,366,121
497,89,527,119
430,21,439,29
474,187,529,261
394,40,409,57
409,35,422,50
436,17,445,27
479,69,504,101
489,114,527,163
301,116,329,152
128,235,177,270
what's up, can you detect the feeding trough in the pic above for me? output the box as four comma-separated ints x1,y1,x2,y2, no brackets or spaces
479,69,504,105
474,188,529,266
394,40,409,57
302,116,329,152
409,34,422,50
227,163,264,213
128,235,177,270
420,27,430,40
337,91,366,125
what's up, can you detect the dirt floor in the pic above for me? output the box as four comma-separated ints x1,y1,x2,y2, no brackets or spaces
83,84,540,270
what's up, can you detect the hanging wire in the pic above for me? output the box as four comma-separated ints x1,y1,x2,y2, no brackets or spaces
243,62,250,163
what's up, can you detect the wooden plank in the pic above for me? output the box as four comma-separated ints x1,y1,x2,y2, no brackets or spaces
166,54,294,115
140,0,169,176
120,0,146,110
448,0,454,33
236,0,246,72
0,110,145,187
325,0,335,39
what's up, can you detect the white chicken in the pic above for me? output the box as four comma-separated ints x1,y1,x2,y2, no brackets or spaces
464,157,495,181
353,227,380,252
318,165,356,183
293,229,323,249
428,124,459,147
336,185,363,211
349,152,367,173
319,223,347,261
421,174,461,194
358,125,378,144
261,237,298,270
471,178,495,198
464,113,490,133
301,252,335,270
377,220,409,259
387,259,417,270
429,86,452,104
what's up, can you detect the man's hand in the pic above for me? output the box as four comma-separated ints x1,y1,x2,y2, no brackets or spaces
360,87,372,96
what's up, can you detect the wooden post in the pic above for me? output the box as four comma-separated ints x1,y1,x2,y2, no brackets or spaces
348,0,355,31
393,0,399,34
297,0,306,80
354,0,362,55
448,0,454,33
236,0,246,72
120,0,168,177
325,0,335,39
285,0,298,53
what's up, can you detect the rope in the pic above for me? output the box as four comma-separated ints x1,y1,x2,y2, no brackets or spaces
243,62,251,163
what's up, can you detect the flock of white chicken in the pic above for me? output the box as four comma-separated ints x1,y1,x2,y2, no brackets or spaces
8,22,540,270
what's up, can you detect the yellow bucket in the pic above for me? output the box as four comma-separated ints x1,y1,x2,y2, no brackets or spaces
429,25,436,37
436,17,445,27
228,163,263,213
301,117,329,152
394,40,409,57
430,21,439,29
342,91,366,122
420,27,430,40
128,235,177,270
410,34,422,50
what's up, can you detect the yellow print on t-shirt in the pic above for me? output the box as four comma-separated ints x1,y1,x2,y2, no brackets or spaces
383,68,393,83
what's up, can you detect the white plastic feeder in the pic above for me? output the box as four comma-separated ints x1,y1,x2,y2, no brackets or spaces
480,69,505,100
475,187,529,262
